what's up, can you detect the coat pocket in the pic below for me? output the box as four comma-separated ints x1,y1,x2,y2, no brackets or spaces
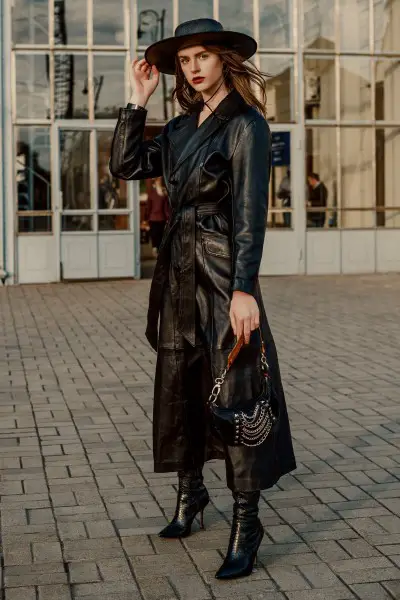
201,232,231,259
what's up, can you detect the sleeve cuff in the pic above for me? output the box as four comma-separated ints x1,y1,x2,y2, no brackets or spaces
232,278,256,295
126,103,147,111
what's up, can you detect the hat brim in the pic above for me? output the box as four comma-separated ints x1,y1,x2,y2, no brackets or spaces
144,31,257,75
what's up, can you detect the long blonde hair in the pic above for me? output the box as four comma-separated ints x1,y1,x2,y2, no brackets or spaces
172,45,268,118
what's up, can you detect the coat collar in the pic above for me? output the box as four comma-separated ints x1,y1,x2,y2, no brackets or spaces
169,89,248,177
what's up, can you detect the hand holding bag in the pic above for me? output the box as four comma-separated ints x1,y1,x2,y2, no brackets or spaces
208,329,278,447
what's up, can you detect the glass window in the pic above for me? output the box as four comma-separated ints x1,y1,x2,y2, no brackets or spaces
60,131,91,210
94,55,125,118
340,0,370,52
99,215,130,230
219,0,253,37
341,128,374,228
259,0,292,49
62,215,93,231
54,54,88,119
303,0,335,50
268,131,292,229
93,0,125,45
97,131,128,209
260,55,294,123
304,56,336,120
16,55,50,120
12,0,48,45
179,0,213,23
376,128,400,228
54,0,87,46
306,128,338,229
374,0,400,53
375,59,400,122
137,3,173,46
340,58,372,121
16,127,52,233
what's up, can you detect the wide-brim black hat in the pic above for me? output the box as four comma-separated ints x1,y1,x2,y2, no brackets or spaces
144,18,257,75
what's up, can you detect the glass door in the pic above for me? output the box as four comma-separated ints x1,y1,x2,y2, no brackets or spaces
259,124,306,275
55,123,136,280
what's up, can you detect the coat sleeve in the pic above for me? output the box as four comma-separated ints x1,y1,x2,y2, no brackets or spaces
231,118,271,295
110,107,164,181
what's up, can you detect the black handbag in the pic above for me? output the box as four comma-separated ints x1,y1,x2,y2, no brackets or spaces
208,330,278,447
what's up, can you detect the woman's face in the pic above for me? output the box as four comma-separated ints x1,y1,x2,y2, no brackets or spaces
177,45,223,93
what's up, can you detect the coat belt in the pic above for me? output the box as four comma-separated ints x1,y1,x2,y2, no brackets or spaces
145,202,221,351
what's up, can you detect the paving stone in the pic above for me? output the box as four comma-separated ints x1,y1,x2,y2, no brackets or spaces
68,562,100,584
267,565,311,591
350,583,393,599
5,588,36,600
38,585,73,600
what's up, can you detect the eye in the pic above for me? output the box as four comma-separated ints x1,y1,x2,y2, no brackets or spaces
200,53,209,60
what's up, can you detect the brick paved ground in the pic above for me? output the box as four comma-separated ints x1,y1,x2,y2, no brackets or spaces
0,274,400,600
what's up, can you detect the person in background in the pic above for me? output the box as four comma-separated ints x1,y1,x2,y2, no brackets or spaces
277,167,291,228
307,172,328,228
146,176,169,256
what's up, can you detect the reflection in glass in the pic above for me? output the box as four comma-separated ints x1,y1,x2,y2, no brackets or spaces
62,215,93,231
17,127,51,233
260,55,294,123
137,2,173,45
374,0,400,53
16,55,50,119
340,0,369,51
94,55,125,118
99,215,130,230
93,0,125,45
179,0,213,23
60,131,91,210
54,0,87,45
306,128,337,228
304,56,335,121
219,0,253,37
341,128,374,228
12,0,48,44
340,58,372,121
303,0,335,50
375,60,400,122
53,54,88,119
376,128,400,228
18,216,52,233
268,132,291,229
97,132,128,209
259,0,292,49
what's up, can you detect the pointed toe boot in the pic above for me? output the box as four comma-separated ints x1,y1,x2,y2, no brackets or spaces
215,490,264,580
159,468,209,539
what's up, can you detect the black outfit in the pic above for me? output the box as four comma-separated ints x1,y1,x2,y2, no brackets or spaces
110,89,296,492
308,181,328,227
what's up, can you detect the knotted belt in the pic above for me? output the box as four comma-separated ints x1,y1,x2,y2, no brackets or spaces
145,202,221,351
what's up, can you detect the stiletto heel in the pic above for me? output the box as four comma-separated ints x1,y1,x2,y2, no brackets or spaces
159,469,209,539
199,508,205,530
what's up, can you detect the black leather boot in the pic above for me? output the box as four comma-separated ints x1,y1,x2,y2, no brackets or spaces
158,468,209,538
215,490,264,579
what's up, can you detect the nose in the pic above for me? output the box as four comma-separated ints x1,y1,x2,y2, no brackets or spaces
190,58,200,73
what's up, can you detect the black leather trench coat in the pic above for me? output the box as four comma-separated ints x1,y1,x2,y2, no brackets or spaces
110,89,296,491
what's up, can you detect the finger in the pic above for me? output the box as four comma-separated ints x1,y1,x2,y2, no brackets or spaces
243,318,251,345
152,65,160,81
230,311,237,337
236,317,244,343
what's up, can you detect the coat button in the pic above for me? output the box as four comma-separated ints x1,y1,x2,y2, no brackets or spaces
169,176,177,185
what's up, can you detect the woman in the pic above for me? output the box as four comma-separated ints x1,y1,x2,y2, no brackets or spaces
145,176,169,256
110,18,296,580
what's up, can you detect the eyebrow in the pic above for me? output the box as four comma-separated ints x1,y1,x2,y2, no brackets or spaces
178,50,207,59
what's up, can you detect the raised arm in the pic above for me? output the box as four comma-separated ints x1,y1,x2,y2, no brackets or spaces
110,57,162,181
231,118,271,295
110,108,164,181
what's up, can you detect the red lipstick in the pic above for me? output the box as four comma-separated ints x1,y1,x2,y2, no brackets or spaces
192,77,205,84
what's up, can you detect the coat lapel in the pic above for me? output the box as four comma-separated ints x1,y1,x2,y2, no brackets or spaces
168,89,247,178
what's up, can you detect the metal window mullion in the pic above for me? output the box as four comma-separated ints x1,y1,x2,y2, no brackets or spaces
214,0,219,21
88,0,93,47
87,0,94,121
293,0,300,124
91,130,98,231
173,0,179,29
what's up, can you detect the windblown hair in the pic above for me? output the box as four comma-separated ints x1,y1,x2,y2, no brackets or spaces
172,45,268,118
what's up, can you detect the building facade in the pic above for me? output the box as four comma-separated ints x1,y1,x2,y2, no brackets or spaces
0,0,399,284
